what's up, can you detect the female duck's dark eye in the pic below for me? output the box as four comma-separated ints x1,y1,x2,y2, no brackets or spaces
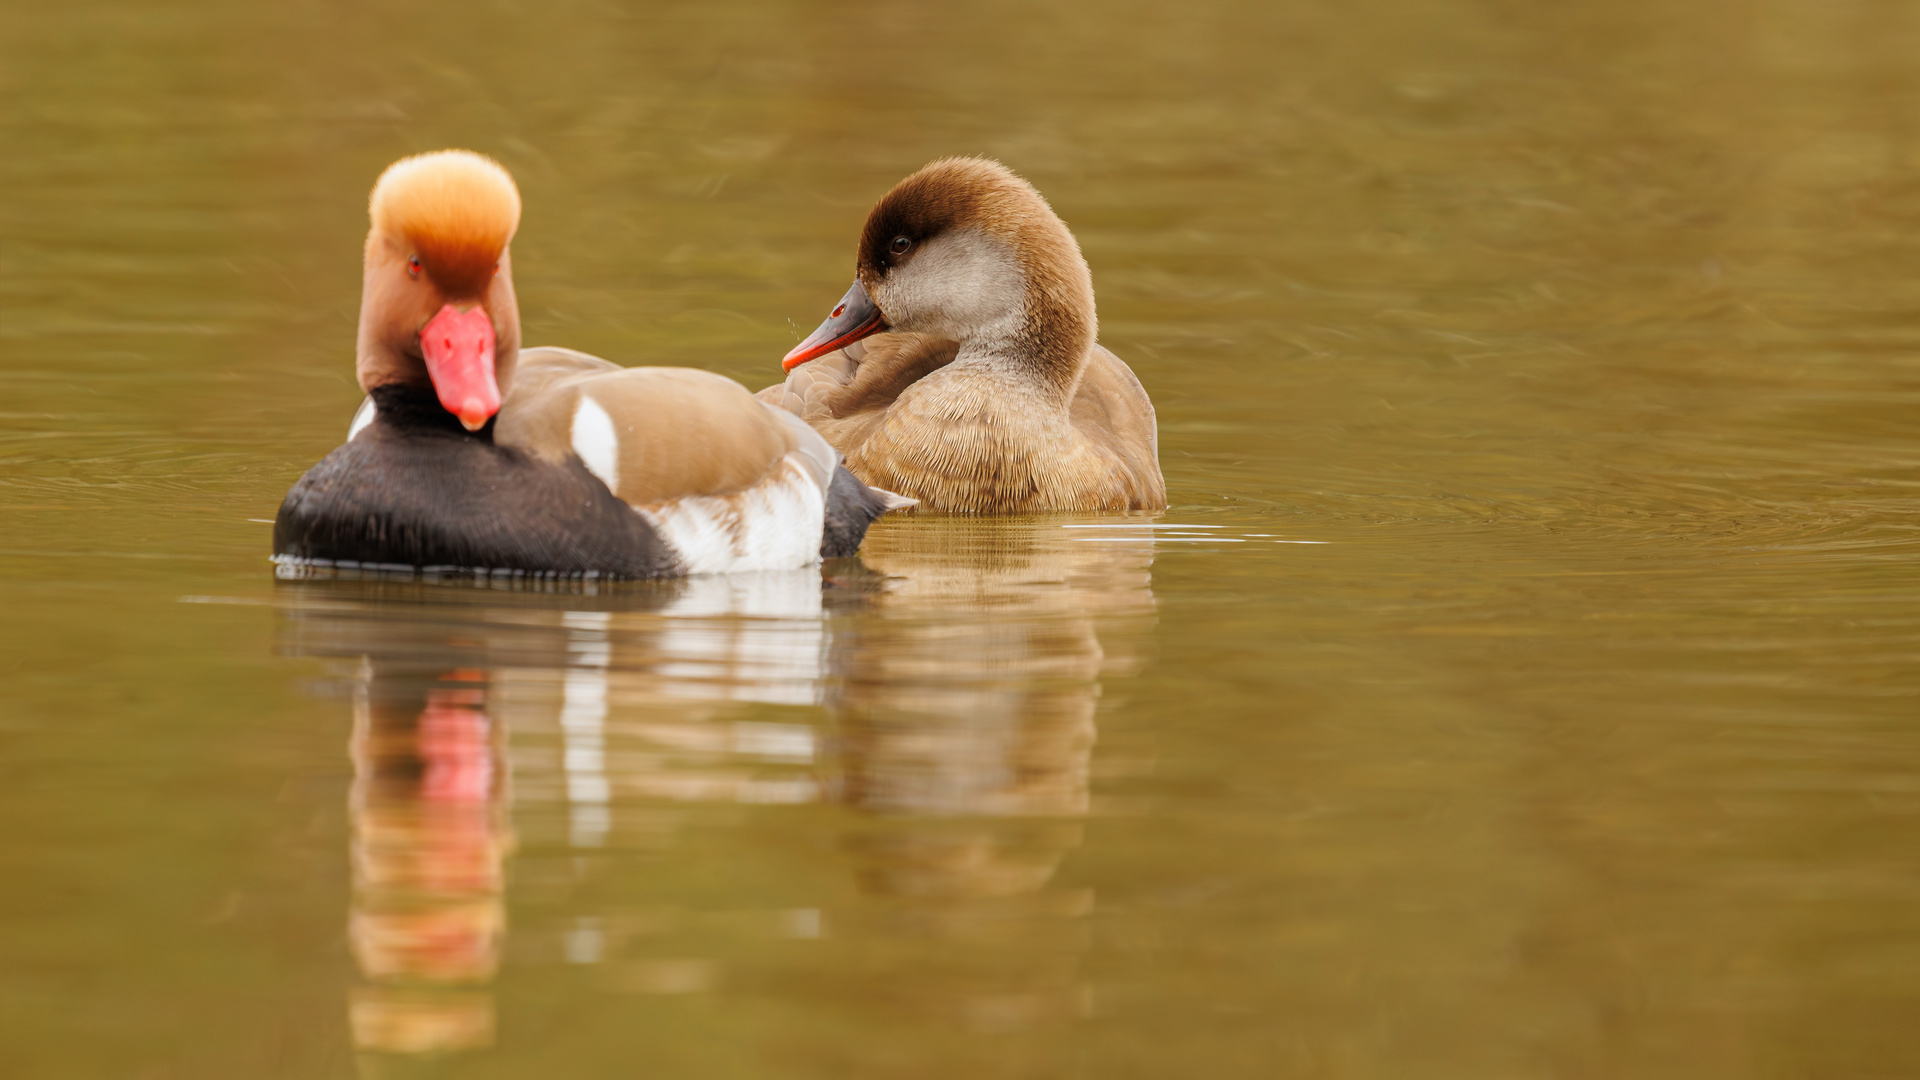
407,255,422,279
890,236,912,255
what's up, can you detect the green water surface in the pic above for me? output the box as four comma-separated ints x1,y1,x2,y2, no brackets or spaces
3,1,1919,1076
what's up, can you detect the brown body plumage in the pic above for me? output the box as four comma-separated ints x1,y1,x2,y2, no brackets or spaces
761,158,1167,514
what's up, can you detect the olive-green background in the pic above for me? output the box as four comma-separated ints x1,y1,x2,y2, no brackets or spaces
3,0,1918,1076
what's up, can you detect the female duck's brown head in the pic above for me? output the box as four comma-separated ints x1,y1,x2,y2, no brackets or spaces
356,150,523,431
783,158,1096,399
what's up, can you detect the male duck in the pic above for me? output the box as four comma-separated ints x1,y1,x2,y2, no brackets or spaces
275,150,908,578
760,157,1166,513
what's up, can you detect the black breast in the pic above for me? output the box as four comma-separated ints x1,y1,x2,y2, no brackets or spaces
273,390,680,579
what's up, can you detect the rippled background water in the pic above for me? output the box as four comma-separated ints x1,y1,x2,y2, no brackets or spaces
4,0,1920,1076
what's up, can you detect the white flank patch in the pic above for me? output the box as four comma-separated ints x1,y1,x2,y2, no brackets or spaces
641,457,827,575
571,394,621,493
347,396,377,441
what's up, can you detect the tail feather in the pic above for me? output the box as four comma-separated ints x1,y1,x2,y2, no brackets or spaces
821,465,913,559
873,487,917,512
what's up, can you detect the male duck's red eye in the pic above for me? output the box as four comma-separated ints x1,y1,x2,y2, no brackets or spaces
407,256,422,279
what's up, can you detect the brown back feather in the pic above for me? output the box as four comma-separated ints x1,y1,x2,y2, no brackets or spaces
498,348,795,506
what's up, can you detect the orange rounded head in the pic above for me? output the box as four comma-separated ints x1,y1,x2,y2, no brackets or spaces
356,150,523,432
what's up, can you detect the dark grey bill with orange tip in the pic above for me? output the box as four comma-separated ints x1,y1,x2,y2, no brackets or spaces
782,280,888,371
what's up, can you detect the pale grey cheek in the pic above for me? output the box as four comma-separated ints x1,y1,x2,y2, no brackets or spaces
885,230,1027,342
874,275,934,333
888,269,1004,338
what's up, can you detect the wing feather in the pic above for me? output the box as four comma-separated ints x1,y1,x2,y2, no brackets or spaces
496,347,795,506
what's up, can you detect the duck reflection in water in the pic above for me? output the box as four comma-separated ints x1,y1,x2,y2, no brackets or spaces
278,518,1156,1057
345,667,511,1056
829,522,1153,1031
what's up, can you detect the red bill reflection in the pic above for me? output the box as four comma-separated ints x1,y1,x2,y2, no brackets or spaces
347,671,510,1055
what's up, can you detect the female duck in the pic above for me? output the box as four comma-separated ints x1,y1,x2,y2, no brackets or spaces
761,157,1166,513
275,150,906,578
